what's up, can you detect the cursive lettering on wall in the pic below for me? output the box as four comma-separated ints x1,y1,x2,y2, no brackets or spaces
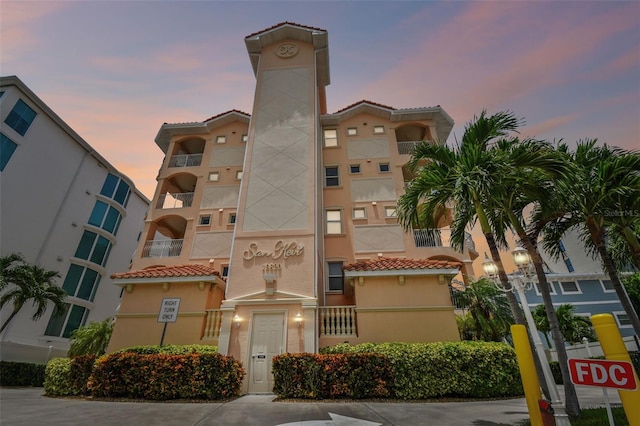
243,241,304,261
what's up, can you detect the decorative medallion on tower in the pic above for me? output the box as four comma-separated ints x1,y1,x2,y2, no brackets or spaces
275,43,299,58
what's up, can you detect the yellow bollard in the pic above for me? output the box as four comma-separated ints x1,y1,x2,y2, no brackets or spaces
591,313,640,426
511,324,544,426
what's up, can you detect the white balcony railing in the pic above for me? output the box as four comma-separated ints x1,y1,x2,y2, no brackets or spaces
319,306,357,337
156,192,194,209
203,309,223,340
397,140,424,155
142,239,183,257
413,227,475,251
168,153,202,168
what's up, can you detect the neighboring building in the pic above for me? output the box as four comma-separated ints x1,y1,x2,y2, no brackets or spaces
107,22,478,393
0,75,149,363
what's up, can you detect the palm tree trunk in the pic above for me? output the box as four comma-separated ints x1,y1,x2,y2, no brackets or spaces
621,225,640,269
590,223,640,336
0,309,20,335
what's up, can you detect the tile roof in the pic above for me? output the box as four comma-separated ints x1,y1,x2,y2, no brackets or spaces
245,22,327,39
333,100,396,114
111,264,219,280
201,109,251,123
343,257,462,272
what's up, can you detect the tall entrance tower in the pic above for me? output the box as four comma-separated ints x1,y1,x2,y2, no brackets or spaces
218,23,329,393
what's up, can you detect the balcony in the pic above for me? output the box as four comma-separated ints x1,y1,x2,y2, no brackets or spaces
203,309,223,340
319,306,357,337
413,228,475,251
156,192,194,209
142,239,183,258
397,140,423,155
168,154,202,168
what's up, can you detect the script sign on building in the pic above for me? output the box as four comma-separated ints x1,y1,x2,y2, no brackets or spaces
568,358,637,390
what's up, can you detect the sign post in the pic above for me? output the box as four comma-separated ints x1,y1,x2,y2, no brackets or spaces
157,298,181,346
568,358,637,426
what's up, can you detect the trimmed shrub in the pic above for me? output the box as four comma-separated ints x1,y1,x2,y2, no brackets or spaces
44,358,73,396
320,341,523,399
87,352,244,400
70,355,96,395
0,361,45,386
115,344,218,355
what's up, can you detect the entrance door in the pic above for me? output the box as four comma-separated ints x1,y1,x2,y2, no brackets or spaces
248,312,285,393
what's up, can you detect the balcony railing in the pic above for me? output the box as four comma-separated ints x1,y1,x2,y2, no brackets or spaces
142,239,183,257
397,140,423,155
203,309,223,340
156,192,194,209
413,227,475,251
168,153,202,168
319,306,357,337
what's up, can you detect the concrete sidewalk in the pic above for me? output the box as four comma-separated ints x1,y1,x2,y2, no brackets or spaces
0,385,622,426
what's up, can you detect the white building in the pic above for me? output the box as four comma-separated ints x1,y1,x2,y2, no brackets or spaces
0,75,149,363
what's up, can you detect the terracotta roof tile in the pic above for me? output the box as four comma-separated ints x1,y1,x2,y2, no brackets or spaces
333,100,396,114
343,257,462,272
111,264,219,280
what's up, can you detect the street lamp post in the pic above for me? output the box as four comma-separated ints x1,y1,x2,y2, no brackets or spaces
483,249,571,426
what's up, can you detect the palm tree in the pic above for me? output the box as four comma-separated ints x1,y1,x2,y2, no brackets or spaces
68,317,114,357
533,304,596,346
454,278,513,342
0,263,67,334
543,140,640,336
397,110,525,325
0,253,24,290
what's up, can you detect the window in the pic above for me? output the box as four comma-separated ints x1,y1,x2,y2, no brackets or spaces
378,163,390,173
88,200,122,235
0,132,18,171
4,99,37,136
384,206,397,217
242,134,248,143
349,164,360,174
208,171,220,181
199,215,211,226
229,213,237,224
74,230,112,266
325,166,339,187
614,311,631,328
216,135,226,144
235,170,243,180
44,303,88,338
353,207,366,219
327,261,344,292
559,280,581,294
100,173,130,207
326,210,342,234
324,129,338,147
347,127,358,136
222,265,229,279
534,282,556,296
601,280,615,293
373,125,384,134
62,264,101,302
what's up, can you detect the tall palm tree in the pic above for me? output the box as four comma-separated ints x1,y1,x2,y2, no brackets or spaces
398,110,525,325
454,278,513,342
543,140,640,336
0,263,66,334
0,253,24,290
68,317,114,357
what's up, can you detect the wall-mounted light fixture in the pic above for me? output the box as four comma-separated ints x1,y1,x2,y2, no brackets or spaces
371,201,377,205
234,314,241,328
295,313,303,327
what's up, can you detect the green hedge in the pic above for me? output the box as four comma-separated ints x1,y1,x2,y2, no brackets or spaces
87,352,244,400
319,341,523,399
0,361,46,386
273,353,393,399
115,344,218,355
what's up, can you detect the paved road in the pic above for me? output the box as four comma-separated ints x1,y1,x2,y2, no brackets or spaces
0,386,621,426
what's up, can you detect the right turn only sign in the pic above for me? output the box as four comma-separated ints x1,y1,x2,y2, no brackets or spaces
568,358,637,390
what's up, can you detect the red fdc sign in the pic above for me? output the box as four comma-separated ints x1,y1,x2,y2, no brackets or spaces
568,358,637,390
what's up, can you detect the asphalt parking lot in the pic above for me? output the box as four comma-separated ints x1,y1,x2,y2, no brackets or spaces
0,385,622,426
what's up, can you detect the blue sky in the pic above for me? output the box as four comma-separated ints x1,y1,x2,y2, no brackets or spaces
3,0,639,199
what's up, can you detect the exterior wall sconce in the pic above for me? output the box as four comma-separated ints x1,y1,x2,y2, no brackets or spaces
371,201,376,205
295,313,303,327
233,314,241,328
398,275,405,285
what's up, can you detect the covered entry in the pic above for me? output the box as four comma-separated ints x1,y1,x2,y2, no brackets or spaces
248,312,285,393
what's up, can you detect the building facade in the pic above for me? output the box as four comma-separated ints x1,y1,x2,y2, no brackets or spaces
0,76,149,363
107,23,478,393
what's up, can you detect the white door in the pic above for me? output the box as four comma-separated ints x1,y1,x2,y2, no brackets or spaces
248,312,285,393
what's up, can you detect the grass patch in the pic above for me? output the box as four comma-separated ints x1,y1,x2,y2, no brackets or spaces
520,406,628,426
